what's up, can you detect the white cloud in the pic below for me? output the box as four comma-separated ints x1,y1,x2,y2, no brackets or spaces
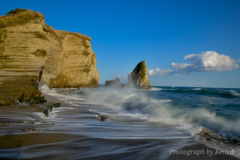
118,74,127,80
149,51,239,77
148,68,173,76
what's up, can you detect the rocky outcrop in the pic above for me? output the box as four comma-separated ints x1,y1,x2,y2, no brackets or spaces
105,78,123,88
127,61,151,89
0,9,99,105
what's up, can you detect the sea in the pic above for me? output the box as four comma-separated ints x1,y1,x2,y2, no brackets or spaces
0,85,240,160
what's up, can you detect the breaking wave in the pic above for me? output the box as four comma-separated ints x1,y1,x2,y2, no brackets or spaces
39,85,240,158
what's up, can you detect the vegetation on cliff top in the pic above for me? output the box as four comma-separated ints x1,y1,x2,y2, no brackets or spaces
43,24,91,46
0,8,90,42
55,30,91,41
0,8,44,28
6,8,27,16
43,24,63,46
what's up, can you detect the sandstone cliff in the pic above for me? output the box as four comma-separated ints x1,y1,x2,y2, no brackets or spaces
127,61,151,89
0,9,99,104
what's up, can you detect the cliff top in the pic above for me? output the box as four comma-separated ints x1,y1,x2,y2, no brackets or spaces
0,8,44,28
0,8,91,40
55,30,91,41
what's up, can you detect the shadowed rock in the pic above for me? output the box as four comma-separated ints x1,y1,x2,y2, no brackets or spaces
97,115,112,122
127,61,151,89
42,103,61,117
105,78,124,88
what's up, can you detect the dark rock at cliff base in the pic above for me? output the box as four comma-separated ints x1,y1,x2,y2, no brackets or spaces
105,78,124,88
98,115,110,122
97,114,114,122
19,90,47,105
127,61,151,89
42,103,61,117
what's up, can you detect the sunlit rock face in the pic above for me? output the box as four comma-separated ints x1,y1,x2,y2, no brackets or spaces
0,9,99,104
127,61,151,89
42,29,99,88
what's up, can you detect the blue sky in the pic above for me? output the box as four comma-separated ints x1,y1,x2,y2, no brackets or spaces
1,0,240,88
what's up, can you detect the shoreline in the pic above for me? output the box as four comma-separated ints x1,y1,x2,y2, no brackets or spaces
0,87,240,159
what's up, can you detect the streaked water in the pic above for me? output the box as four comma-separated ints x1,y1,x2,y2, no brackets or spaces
0,85,240,159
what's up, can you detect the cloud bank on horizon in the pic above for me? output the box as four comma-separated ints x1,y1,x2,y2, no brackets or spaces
149,51,239,77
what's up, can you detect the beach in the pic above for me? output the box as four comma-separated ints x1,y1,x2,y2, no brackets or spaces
0,85,240,159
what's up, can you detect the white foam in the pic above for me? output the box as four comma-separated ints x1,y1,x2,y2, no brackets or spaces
32,112,46,119
194,88,202,90
39,84,84,103
229,90,239,96
40,86,240,138
149,87,162,91
37,85,240,159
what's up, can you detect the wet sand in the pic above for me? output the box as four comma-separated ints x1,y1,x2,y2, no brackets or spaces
1,134,238,160
167,144,239,160
0,92,239,160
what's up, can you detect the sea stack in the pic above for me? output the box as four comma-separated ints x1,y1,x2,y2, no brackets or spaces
0,8,99,105
127,61,151,89
105,77,123,88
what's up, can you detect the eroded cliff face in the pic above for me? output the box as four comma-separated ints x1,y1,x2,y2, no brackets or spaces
41,28,99,88
127,61,151,89
0,9,99,104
